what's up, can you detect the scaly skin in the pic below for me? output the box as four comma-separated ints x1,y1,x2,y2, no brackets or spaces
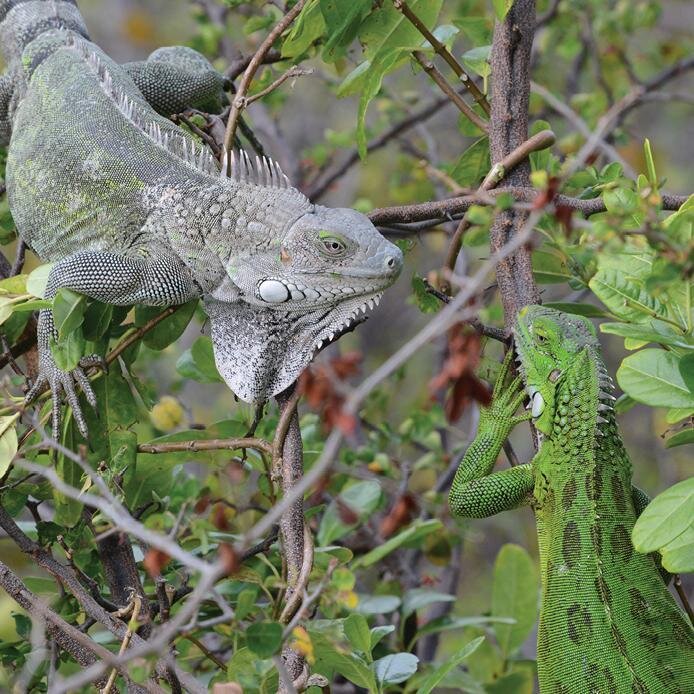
450,306,694,693
0,0,403,437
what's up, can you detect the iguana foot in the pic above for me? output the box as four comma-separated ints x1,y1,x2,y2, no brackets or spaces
25,353,104,439
481,348,533,432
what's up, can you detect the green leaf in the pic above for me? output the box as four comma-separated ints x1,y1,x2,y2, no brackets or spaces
356,49,400,159
410,616,514,645
359,0,443,59
491,544,538,657
308,624,377,689
82,301,114,342
53,288,87,340
401,588,455,619
246,621,283,658
665,428,694,448
0,275,27,295
666,407,694,424
660,525,694,573
643,138,657,188
54,417,84,527
355,595,401,614
336,60,371,97
450,137,490,188
373,652,418,685
543,302,612,319
632,477,694,554
532,248,571,284
352,518,442,568
320,0,371,61
176,336,222,383
602,187,642,228
370,625,395,649
492,0,515,21
344,614,371,657
410,275,440,314
417,637,485,694
679,352,694,394
0,297,14,325
282,0,326,58
461,45,491,83
50,329,86,372
317,480,381,545
617,349,694,409
599,322,693,350
26,263,54,298
136,300,198,351
0,415,18,478
589,268,665,322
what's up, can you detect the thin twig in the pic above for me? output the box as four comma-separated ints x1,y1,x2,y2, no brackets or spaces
223,0,307,155
138,436,273,457
245,66,313,106
412,51,488,132
392,0,490,114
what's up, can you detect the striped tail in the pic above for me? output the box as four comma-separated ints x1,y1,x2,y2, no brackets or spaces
0,0,89,64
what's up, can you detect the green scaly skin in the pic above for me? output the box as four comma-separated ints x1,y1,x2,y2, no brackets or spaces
449,306,694,693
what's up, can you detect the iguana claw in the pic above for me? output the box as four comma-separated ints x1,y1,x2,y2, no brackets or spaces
25,353,103,440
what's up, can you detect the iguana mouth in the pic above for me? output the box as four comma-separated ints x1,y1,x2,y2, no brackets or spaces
255,276,382,306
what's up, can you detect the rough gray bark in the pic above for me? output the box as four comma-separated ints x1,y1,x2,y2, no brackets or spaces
488,0,540,328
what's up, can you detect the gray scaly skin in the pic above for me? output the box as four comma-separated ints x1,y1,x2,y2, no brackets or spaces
0,0,403,437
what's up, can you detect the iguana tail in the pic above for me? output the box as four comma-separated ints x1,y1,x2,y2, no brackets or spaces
0,0,89,65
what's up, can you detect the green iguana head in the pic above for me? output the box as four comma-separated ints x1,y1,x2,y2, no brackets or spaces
513,305,599,435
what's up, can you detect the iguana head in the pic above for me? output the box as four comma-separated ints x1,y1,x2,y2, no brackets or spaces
202,164,403,402
513,305,599,435
230,204,402,316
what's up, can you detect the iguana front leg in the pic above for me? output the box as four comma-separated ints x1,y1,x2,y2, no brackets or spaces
449,349,534,518
123,46,229,117
25,251,200,438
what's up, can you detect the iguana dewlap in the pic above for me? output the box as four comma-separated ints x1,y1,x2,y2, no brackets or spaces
450,306,694,693
0,0,402,436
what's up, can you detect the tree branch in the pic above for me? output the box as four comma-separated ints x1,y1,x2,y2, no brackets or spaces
367,188,688,225
392,0,490,114
223,0,307,155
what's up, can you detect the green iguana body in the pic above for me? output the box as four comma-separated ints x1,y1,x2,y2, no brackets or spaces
0,0,402,436
450,306,693,693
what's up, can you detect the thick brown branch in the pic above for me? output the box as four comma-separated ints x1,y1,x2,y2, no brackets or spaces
368,189,689,225
137,436,273,457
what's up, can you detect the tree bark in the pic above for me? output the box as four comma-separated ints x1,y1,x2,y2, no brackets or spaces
488,0,540,328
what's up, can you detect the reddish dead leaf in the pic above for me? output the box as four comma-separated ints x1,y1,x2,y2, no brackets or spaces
430,327,489,422
380,493,417,538
212,503,230,531
226,461,245,484
532,176,560,210
143,548,170,578
420,574,438,587
555,204,573,235
194,494,211,514
336,498,360,525
299,352,362,433
218,543,240,575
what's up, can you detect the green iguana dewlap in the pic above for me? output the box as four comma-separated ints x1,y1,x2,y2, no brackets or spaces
0,0,403,437
450,306,693,693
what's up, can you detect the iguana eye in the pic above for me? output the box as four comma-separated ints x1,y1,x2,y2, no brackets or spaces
317,232,347,257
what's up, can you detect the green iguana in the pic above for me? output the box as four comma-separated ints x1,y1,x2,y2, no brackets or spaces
449,305,693,693
0,0,402,437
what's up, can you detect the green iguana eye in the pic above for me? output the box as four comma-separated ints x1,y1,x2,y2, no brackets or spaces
317,232,347,256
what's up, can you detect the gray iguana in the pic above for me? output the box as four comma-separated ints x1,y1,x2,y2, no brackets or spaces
0,0,402,436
